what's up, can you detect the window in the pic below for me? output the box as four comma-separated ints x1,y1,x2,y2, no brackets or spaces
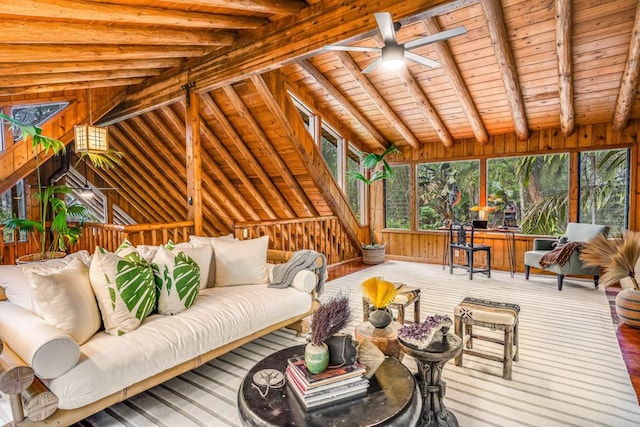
291,95,315,137
320,123,340,181
346,145,364,222
1,181,27,243
579,149,629,235
10,102,67,142
488,154,569,235
385,164,411,229
417,160,480,230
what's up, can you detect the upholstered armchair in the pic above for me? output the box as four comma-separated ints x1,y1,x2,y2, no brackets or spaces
524,223,609,290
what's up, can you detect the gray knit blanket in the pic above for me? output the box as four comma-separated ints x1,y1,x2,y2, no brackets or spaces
269,250,327,294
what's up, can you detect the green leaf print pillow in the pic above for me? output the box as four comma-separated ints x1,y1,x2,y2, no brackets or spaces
151,246,200,315
89,247,157,336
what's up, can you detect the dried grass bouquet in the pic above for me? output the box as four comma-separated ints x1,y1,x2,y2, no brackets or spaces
310,294,352,345
580,231,640,290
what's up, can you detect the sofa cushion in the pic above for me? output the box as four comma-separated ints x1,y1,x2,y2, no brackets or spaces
173,243,213,290
89,247,156,336
188,234,235,287
564,223,609,242
151,246,200,315
0,302,80,379
28,258,101,345
211,235,269,286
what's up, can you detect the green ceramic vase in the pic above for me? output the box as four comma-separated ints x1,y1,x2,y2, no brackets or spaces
304,342,329,374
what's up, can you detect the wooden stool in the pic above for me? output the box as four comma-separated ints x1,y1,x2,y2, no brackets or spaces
453,297,520,380
363,285,421,324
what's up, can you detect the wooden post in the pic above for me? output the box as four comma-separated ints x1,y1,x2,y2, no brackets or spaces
185,84,203,236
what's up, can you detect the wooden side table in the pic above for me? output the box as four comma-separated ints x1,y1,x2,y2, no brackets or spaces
399,330,462,427
354,321,403,360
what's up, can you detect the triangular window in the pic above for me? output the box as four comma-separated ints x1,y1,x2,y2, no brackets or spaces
11,102,68,142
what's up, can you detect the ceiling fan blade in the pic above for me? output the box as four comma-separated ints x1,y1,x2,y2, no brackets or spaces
404,26,467,50
405,51,440,68
362,57,382,74
324,45,379,53
374,12,397,44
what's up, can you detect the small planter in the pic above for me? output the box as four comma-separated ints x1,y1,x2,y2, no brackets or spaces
304,342,329,374
362,245,385,265
16,251,66,264
368,308,393,328
615,288,640,329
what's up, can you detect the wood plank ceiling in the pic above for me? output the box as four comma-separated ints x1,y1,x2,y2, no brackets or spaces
1,0,639,236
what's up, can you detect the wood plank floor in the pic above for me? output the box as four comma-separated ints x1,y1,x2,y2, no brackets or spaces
329,259,640,404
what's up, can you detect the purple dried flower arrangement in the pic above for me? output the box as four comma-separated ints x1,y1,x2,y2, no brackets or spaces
397,314,453,349
310,294,352,345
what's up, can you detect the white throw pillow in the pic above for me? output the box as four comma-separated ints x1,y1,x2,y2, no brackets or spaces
187,235,234,287
173,244,213,290
189,234,235,247
135,245,160,263
212,235,269,286
89,247,156,336
29,258,101,345
114,239,138,258
151,246,200,315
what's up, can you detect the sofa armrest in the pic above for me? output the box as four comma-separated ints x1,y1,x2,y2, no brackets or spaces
533,238,557,251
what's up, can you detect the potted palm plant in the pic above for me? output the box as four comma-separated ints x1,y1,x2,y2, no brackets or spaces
348,145,399,264
0,113,118,261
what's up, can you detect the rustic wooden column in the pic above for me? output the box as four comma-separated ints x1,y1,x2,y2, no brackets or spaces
184,84,203,235
568,152,579,223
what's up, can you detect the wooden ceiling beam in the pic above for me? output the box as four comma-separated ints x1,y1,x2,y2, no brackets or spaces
159,104,261,222
479,0,529,141
0,0,267,29
0,20,235,46
613,0,640,131
0,79,145,96
0,45,208,63
422,17,489,145
222,84,318,217
297,59,388,151
100,0,463,124
0,70,163,88
201,91,296,218
556,0,574,136
396,67,453,148
198,97,279,220
333,51,421,149
0,59,182,76
155,0,307,15
251,73,364,252
143,110,241,231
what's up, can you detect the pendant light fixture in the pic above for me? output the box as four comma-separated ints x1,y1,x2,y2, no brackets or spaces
74,82,109,153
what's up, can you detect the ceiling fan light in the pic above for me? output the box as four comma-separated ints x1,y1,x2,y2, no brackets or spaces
80,186,94,199
381,44,405,70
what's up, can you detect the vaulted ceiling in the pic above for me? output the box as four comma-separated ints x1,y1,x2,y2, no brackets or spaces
1,0,639,236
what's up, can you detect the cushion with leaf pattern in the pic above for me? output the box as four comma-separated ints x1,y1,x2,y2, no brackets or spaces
151,246,200,315
89,247,156,336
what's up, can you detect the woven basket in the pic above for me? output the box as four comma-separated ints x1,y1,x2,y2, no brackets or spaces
615,288,640,329
362,246,385,265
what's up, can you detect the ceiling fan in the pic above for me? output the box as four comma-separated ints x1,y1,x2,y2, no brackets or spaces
324,12,467,73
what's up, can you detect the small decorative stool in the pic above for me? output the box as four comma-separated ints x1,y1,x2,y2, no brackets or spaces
453,297,520,380
363,284,421,324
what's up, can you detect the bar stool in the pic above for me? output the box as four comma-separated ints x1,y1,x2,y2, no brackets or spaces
453,297,520,380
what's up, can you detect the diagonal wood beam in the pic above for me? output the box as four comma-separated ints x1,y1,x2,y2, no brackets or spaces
0,45,208,63
297,59,388,150
334,51,421,149
556,0,574,136
222,84,318,217
0,59,182,76
479,0,529,141
0,20,236,46
250,73,363,253
100,0,467,125
613,0,640,131
201,91,296,218
157,0,307,15
159,105,260,222
396,67,454,148
422,17,489,145
0,0,267,29
0,70,163,88
0,79,145,97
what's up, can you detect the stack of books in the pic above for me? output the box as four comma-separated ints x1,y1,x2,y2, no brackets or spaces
286,355,369,410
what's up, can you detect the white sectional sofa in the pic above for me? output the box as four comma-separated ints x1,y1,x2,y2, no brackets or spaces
0,238,320,426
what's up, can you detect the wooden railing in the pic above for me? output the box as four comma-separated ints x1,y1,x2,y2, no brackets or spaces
234,216,361,265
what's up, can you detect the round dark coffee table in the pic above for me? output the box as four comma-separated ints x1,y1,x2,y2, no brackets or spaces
238,345,421,426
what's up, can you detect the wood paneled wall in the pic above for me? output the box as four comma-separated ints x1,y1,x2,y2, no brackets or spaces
379,121,639,271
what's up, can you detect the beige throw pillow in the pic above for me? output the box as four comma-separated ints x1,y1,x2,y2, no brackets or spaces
28,258,101,345
212,235,270,286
